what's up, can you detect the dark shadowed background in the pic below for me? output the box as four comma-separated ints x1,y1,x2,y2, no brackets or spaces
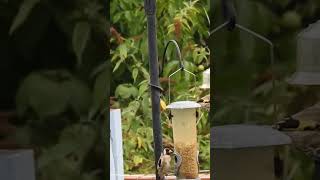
0,0,108,179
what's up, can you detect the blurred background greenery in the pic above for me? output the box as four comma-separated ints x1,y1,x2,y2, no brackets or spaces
210,0,320,179
110,0,210,174
0,0,107,180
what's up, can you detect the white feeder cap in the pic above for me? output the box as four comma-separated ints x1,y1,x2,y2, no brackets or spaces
167,101,201,109
211,124,292,149
200,68,210,89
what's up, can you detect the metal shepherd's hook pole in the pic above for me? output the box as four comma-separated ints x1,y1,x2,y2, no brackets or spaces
144,0,163,180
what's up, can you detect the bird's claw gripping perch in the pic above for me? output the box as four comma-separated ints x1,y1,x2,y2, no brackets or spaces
157,148,173,180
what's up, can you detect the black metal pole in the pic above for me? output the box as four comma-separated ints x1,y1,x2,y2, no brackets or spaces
144,0,163,179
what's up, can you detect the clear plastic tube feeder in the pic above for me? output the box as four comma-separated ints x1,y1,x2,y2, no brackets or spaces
167,101,201,179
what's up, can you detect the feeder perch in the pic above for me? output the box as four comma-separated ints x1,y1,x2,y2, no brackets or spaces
211,125,291,180
167,101,201,180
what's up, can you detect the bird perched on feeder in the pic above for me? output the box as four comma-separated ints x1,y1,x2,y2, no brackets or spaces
274,103,320,131
273,102,320,157
197,94,210,110
160,98,167,112
157,148,173,180
162,138,174,150
198,94,210,103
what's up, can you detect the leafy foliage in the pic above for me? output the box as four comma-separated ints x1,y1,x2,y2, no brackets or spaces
210,0,320,179
16,70,91,119
111,0,210,174
13,69,105,180
1,0,108,179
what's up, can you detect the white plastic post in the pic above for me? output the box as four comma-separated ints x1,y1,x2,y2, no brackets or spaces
110,109,124,180
110,140,116,180
0,149,36,180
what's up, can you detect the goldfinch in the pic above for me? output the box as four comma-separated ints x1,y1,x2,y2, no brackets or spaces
160,98,167,112
197,94,210,110
157,148,173,180
274,116,320,131
274,103,320,131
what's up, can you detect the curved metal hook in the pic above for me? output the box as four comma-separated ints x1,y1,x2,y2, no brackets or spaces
162,40,197,103
160,40,184,77
222,0,237,30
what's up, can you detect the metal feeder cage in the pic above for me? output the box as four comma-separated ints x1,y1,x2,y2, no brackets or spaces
163,40,202,180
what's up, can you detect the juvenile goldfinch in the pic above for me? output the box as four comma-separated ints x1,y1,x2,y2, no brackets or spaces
274,116,320,131
157,148,173,180
160,99,167,112
274,103,320,131
197,94,210,103
197,95,210,110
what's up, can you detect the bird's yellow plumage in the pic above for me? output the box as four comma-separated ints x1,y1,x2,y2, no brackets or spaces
160,99,167,111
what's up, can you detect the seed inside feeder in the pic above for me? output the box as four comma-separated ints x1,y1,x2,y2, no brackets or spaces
175,142,198,179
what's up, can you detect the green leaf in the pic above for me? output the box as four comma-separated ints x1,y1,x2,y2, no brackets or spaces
15,70,90,119
132,68,139,82
133,156,143,165
138,80,149,97
123,101,140,117
119,44,128,60
115,84,138,99
91,61,110,118
72,21,91,67
163,60,179,77
113,58,124,72
9,0,40,34
139,67,150,80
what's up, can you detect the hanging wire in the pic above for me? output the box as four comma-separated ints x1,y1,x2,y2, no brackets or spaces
162,40,197,104
209,22,277,120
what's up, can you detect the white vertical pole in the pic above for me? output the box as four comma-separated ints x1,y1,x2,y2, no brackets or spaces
110,109,124,180
110,140,116,180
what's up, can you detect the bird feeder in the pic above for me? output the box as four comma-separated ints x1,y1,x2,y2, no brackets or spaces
200,68,210,90
167,101,201,179
211,125,291,180
209,8,292,180
285,20,320,180
287,20,320,85
163,40,201,180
